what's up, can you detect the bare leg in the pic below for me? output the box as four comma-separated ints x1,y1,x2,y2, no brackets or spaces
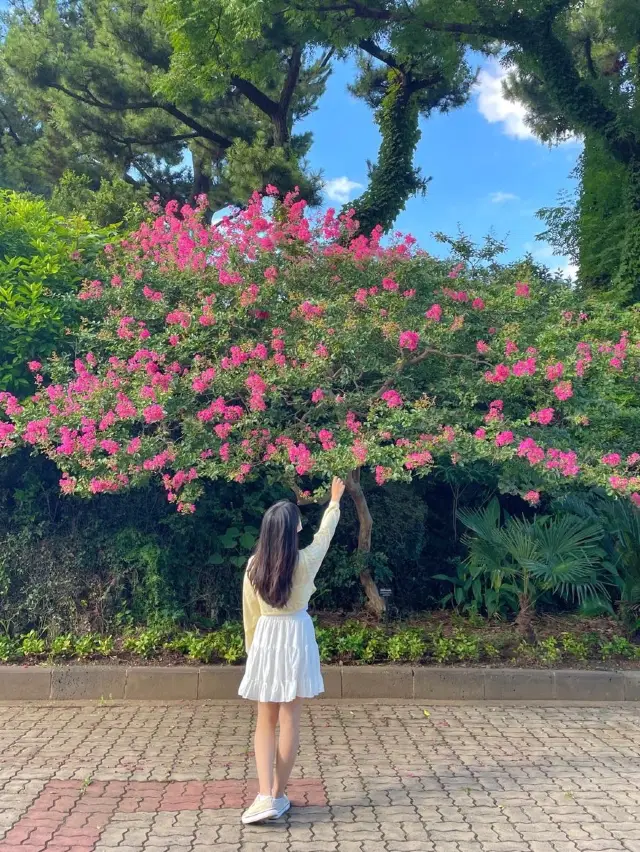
274,698,303,798
255,702,279,797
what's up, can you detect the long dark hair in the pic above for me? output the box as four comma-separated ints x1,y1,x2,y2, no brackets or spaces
248,500,302,607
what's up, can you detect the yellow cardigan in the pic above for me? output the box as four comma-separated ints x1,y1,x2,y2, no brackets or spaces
242,501,341,651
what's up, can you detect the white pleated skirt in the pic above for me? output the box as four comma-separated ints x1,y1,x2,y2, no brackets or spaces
238,610,324,703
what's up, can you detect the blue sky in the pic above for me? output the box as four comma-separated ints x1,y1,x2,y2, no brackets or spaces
300,57,581,275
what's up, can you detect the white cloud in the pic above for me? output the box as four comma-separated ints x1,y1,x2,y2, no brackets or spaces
528,242,578,281
557,261,578,281
474,60,536,141
490,191,519,204
324,177,363,204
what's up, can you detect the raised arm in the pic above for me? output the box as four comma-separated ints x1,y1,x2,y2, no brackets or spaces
299,478,345,580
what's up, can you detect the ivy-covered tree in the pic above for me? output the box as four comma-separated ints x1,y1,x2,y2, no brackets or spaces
279,0,640,301
1,190,638,616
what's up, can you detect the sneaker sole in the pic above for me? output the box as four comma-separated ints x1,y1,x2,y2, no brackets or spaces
270,800,291,819
242,807,278,825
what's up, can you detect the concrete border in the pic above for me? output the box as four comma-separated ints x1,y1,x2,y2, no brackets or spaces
0,665,638,701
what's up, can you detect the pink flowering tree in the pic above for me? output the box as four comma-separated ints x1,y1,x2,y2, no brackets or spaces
1,189,639,615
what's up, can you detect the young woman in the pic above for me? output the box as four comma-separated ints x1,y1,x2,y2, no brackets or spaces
238,477,345,824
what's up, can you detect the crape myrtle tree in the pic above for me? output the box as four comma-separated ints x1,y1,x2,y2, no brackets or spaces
0,191,638,614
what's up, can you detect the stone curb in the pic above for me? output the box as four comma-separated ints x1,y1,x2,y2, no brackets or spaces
0,665,637,701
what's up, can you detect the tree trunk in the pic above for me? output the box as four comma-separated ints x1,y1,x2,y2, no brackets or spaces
346,70,425,238
346,469,386,618
514,593,536,642
614,156,640,304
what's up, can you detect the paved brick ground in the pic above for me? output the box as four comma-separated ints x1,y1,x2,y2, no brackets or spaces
0,702,639,852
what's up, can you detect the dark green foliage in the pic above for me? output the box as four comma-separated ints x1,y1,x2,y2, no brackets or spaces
578,137,628,296
0,191,112,393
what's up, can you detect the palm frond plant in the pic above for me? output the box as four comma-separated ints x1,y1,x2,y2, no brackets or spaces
457,499,608,635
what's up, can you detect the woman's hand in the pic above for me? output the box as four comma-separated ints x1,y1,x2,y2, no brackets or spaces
331,477,346,503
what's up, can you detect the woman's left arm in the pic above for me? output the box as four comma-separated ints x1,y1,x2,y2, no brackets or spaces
242,571,261,652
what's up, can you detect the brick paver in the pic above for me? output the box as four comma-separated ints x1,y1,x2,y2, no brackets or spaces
0,702,638,851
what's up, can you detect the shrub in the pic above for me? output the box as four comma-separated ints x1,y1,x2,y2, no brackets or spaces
0,190,112,393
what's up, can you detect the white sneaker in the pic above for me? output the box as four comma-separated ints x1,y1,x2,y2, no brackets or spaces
241,794,278,824
271,794,291,819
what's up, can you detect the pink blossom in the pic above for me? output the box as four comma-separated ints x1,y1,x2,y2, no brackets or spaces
631,493,640,508
166,310,191,328
100,439,120,455
142,285,163,302
311,388,325,403
264,266,278,281
495,431,514,447
405,450,433,469
443,288,468,302
346,411,361,434
381,389,403,408
352,439,368,464
354,288,368,305
399,331,419,351
524,490,540,506
168,334,180,346
127,437,142,455
531,408,554,426
512,358,537,377
602,453,622,466
610,475,628,491
59,474,77,495
484,364,510,384
505,340,519,356
627,453,640,467
472,297,485,310
403,289,416,299
448,262,464,279
474,428,487,440
219,443,230,461
289,443,314,475
110,275,122,287
442,426,456,443
78,279,103,300
515,281,530,298
375,466,390,486
382,277,399,291
27,361,42,372
546,362,564,381
314,343,329,358
298,300,324,319
476,340,490,354
553,381,573,401
143,404,165,424
318,429,336,451
610,357,624,370
425,304,442,322
518,438,545,465
99,411,116,431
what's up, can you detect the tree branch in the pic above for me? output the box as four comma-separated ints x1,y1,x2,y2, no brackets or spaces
300,1,503,36
230,75,278,117
0,109,22,145
49,82,156,110
278,46,303,116
159,104,233,148
358,38,403,72
49,82,233,149
377,347,491,395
